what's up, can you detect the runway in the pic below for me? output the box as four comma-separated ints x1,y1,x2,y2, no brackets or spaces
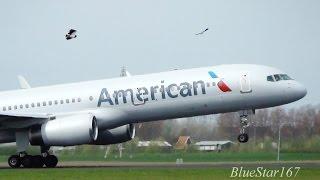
0,161,319,169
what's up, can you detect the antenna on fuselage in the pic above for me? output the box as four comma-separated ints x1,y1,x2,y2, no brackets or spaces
17,75,31,89
120,66,132,77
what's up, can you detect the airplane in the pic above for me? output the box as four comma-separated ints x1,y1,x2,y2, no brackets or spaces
65,29,77,40
195,28,209,35
0,64,306,168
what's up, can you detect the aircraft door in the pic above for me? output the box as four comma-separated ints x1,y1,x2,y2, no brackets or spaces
240,74,252,93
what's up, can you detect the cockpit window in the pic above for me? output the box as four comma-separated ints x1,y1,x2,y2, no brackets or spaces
268,74,293,82
267,75,274,82
280,74,293,80
274,74,281,81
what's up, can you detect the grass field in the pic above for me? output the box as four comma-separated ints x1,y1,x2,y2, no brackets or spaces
0,168,319,180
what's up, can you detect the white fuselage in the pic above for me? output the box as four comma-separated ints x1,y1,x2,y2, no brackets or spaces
0,64,307,130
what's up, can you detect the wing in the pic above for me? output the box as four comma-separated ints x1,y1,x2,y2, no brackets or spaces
0,112,52,129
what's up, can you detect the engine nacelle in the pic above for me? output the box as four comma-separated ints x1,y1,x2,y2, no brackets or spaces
29,113,98,146
92,124,135,145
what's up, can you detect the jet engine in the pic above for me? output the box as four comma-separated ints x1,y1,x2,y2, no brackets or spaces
29,113,98,146
91,124,135,145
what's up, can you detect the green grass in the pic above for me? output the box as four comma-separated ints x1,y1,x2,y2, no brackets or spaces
0,168,319,180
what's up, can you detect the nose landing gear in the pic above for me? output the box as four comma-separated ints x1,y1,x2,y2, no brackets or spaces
237,111,252,143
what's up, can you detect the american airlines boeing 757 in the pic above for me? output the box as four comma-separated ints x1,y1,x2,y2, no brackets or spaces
0,64,306,168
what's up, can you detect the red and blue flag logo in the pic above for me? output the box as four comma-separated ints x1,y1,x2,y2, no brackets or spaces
208,71,232,92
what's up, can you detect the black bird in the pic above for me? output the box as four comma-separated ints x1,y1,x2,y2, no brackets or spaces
65,29,77,40
195,28,209,35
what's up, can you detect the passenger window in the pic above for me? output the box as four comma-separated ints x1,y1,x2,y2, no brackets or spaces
31,103,35,108
20,105,23,109
14,105,18,110
8,106,12,110
72,98,75,103
49,101,53,105
3,107,6,111
54,100,58,105
267,75,274,82
274,74,281,81
60,100,64,104
77,98,81,102
43,102,46,106
89,96,94,101
37,102,41,107
25,104,29,108
66,99,70,103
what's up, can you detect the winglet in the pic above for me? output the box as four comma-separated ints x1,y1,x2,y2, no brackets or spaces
17,75,31,89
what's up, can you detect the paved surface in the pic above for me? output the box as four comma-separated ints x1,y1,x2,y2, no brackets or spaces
0,161,319,169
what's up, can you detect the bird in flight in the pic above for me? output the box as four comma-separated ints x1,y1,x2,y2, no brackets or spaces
195,28,209,35
65,29,77,40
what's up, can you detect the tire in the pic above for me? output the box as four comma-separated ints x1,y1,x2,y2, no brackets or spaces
8,155,21,168
21,155,33,168
238,133,249,143
44,155,58,168
33,155,44,168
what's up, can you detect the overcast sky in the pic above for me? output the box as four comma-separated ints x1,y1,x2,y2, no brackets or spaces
0,0,319,107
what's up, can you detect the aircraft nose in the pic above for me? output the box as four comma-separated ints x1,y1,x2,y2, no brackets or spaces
287,81,307,101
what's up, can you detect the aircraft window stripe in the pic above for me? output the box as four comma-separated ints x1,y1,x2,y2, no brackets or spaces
2,96,83,111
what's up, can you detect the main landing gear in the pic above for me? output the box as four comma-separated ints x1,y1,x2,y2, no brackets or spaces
8,147,58,168
237,112,251,143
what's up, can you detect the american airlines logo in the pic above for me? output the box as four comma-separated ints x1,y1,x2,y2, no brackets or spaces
98,71,231,107
209,71,232,92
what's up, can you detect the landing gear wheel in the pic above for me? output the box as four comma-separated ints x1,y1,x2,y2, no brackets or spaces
238,133,249,143
8,155,21,168
33,155,44,168
44,155,58,168
21,155,33,168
